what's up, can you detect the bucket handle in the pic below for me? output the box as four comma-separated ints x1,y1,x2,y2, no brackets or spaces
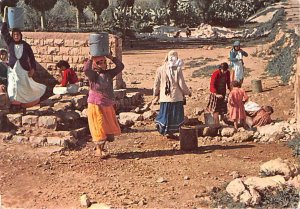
2,6,8,22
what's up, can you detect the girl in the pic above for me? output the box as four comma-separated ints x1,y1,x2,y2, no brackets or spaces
229,41,248,86
84,54,124,158
228,80,248,131
53,60,79,95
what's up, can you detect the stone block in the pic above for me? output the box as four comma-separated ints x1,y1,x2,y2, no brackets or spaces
46,137,62,146
81,47,90,56
54,39,64,46
6,114,22,127
29,136,47,145
37,46,48,55
74,40,88,47
12,135,29,143
119,112,143,122
62,55,71,62
22,115,39,127
48,47,59,55
69,47,80,56
60,111,81,122
53,55,63,63
53,102,73,112
64,39,74,47
44,55,53,63
40,99,56,107
59,47,71,55
71,95,87,110
38,116,57,130
71,127,88,139
0,132,13,141
44,39,54,46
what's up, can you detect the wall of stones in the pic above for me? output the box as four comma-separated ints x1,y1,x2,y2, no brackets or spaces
22,32,124,89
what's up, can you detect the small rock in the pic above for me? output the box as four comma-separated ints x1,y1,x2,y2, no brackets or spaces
184,176,190,180
80,194,91,207
289,118,296,124
156,177,167,183
203,172,210,175
229,171,240,179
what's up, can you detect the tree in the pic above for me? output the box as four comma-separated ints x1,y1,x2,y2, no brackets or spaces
24,0,57,30
90,0,109,25
0,0,19,16
68,0,90,29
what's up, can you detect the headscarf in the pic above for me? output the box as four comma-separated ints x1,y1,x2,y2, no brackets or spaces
164,50,184,95
233,40,240,47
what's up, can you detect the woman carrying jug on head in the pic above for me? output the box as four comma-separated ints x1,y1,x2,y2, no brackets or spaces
0,9,46,109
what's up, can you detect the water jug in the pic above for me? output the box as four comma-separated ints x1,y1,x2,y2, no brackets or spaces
89,33,109,56
251,79,263,93
8,7,24,29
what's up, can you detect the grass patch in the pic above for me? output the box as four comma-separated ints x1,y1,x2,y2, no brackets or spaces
192,65,252,78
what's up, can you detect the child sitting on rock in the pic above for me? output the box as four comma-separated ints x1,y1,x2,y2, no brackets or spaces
227,80,248,131
53,60,79,95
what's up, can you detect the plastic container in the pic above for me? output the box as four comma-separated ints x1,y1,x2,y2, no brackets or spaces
8,7,24,29
89,32,109,56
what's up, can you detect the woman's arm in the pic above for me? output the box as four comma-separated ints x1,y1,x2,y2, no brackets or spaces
1,22,13,46
178,69,191,96
107,56,125,78
84,60,98,82
153,67,161,97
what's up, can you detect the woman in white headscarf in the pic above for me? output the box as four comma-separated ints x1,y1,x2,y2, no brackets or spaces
153,50,191,138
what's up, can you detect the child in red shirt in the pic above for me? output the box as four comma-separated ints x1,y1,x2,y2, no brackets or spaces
53,60,79,95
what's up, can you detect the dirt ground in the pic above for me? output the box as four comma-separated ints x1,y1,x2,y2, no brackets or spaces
0,1,299,208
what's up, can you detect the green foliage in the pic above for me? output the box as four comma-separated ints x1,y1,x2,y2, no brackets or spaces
207,0,282,26
0,0,19,15
266,32,300,83
24,0,57,12
258,186,299,208
288,134,300,159
90,0,109,16
68,0,90,12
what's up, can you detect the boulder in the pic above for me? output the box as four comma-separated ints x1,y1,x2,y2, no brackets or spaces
221,127,236,137
0,132,13,141
22,115,39,127
38,116,57,130
260,158,299,179
40,99,56,107
233,131,254,142
29,136,47,145
114,89,127,99
287,175,300,189
71,95,87,110
142,110,157,120
53,102,73,112
12,135,29,143
226,178,246,200
244,175,285,192
6,114,22,127
119,112,143,122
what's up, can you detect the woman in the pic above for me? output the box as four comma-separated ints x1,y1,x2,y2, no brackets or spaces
207,62,231,127
153,50,191,138
229,41,248,85
53,60,79,95
84,54,124,158
1,22,46,108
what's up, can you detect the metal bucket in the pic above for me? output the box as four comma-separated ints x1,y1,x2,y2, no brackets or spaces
89,33,109,56
8,7,24,29
251,79,263,93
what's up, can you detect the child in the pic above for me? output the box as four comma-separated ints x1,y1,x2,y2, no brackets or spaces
53,60,79,95
227,80,248,131
84,54,124,158
0,49,8,92
0,49,10,109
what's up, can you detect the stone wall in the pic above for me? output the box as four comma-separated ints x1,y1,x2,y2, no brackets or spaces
21,32,125,89
296,48,300,132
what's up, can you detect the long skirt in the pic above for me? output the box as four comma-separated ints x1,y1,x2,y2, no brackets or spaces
7,61,46,108
87,103,121,143
155,101,184,135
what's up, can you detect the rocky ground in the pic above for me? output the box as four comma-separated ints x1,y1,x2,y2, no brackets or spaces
0,0,300,208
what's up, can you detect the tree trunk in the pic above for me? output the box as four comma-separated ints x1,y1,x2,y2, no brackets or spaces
41,11,45,31
76,8,80,30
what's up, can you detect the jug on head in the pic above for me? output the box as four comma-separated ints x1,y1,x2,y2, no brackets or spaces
89,32,110,57
7,7,24,29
